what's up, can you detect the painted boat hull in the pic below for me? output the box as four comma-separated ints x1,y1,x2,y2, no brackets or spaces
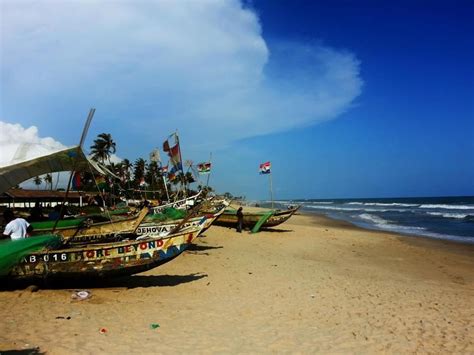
214,207,299,228
65,200,228,244
5,226,203,281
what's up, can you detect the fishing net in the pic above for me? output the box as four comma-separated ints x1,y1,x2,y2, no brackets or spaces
0,235,62,276
30,218,86,230
144,208,187,222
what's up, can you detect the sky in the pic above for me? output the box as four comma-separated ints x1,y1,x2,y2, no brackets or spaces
1,0,473,200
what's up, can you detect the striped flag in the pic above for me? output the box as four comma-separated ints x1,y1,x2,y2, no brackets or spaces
259,161,271,175
197,162,211,174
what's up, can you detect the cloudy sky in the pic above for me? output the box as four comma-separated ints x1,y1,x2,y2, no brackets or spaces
1,0,473,199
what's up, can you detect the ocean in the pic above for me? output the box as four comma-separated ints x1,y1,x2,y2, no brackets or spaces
263,196,474,244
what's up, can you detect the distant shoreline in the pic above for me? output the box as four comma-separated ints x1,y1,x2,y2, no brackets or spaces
301,210,474,253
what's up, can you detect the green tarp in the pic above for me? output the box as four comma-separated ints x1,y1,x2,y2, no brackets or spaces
30,218,85,230
144,208,187,222
0,235,62,276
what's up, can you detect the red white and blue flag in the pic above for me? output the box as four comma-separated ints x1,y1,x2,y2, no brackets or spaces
259,161,271,174
163,135,183,171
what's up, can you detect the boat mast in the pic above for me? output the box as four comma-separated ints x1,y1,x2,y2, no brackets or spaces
52,108,95,233
206,152,212,188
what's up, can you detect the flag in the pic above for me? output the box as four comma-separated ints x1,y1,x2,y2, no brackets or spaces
259,161,271,174
139,177,146,187
197,162,211,174
96,175,107,189
160,165,168,174
169,143,182,168
163,135,182,170
72,171,81,190
168,165,179,181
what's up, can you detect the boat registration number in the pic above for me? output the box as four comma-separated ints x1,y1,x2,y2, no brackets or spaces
26,253,69,263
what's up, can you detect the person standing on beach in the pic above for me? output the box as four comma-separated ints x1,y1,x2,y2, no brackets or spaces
2,209,33,240
236,207,243,233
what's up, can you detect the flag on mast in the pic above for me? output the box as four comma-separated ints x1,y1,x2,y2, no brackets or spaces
197,162,211,174
259,161,271,175
163,134,182,171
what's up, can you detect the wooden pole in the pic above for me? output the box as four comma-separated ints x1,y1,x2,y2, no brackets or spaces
269,172,274,209
206,152,212,188
52,108,95,232
174,130,187,198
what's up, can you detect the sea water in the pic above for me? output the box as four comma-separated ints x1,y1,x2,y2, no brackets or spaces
263,196,474,244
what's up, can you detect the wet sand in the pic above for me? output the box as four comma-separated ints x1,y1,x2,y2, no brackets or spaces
0,212,473,354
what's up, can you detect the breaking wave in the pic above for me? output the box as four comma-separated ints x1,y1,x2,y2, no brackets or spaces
419,204,474,210
427,212,474,220
347,202,418,207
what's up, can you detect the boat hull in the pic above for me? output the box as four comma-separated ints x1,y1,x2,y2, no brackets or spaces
5,227,202,281
214,207,299,228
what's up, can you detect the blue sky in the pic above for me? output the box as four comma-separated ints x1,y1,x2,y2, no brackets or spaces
1,0,473,199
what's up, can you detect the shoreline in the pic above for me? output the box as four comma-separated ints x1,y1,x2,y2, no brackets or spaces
302,211,474,257
298,208,474,247
1,211,473,353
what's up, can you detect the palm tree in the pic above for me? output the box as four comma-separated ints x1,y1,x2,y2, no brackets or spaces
90,133,116,164
133,158,146,188
122,159,132,182
33,176,42,189
44,173,53,190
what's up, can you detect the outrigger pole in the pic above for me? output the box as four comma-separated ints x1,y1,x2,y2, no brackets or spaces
163,159,171,202
52,108,95,233
269,170,274,209
206,152,212,188
175,129,187,198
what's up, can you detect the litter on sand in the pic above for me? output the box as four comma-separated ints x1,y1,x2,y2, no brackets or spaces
71,290,91,300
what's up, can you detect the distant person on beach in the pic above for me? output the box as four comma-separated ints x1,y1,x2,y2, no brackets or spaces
29,202,44,221
2,209,33,240
95,194,105,207
48,205,61,221
236,207,243,233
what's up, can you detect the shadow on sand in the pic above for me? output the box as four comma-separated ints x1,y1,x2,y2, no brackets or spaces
0,273,208,291
186,243,223,256
0,349,44,355
258,228,293,233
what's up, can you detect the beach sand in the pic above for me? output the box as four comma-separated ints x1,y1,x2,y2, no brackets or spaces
0,212,473,354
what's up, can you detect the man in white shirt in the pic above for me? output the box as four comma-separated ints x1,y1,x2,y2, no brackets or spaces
2,209,33,240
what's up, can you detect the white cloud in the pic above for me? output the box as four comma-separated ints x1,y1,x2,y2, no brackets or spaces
0,121,67,167
1,0,362,156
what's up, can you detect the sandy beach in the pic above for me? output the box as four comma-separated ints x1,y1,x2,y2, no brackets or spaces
0,212,473,354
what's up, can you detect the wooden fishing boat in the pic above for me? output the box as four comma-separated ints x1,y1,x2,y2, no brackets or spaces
0,112,207,281
136,199,229,238
214,206,300,229
3,222,205,281
30,208,149,240
63,199,228,244
151,191,203,214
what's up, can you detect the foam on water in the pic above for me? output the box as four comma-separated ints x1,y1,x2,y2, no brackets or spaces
347,202,418,207
419,204,474,210
427,212,473,219
267,196,474,244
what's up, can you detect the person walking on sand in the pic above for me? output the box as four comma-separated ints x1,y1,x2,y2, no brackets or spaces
236,207,243,233
2,209,33,240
